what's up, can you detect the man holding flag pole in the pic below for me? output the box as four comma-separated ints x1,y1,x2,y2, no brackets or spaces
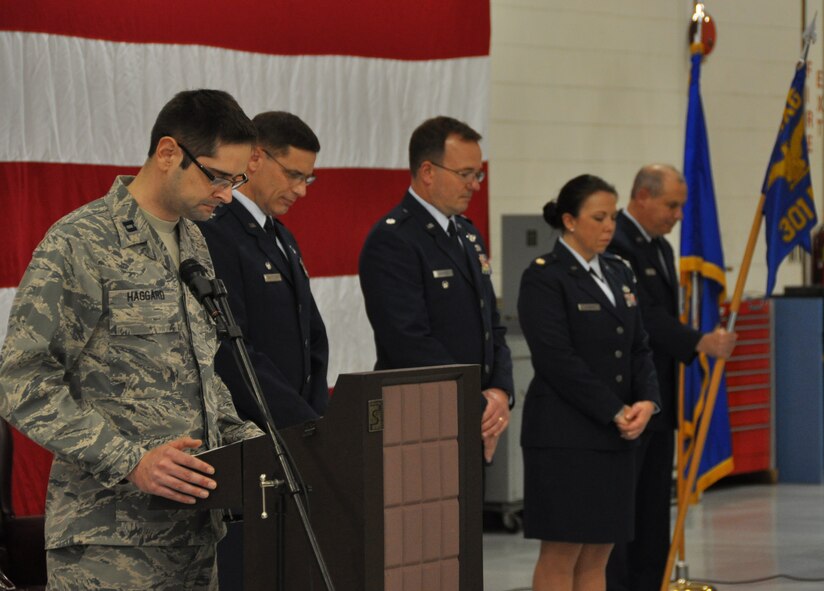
660,11,819,591
606,163,736,591
609,9,739,591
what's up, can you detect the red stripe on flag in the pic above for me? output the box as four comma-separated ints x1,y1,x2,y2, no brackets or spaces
1,0,490,60
0,162,140,287
0,162,490,286
281,167,491,277
10,429,51,516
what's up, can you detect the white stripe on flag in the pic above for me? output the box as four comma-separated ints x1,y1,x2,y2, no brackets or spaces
1,32,489,169
0,288,16,347
309,275,376,385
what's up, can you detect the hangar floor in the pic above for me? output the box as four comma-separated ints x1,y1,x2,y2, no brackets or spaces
483,481,824,591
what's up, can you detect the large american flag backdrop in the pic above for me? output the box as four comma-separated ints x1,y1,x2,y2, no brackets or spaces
0,1,491,515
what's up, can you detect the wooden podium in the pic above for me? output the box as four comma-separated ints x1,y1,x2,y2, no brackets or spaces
155,364,483,590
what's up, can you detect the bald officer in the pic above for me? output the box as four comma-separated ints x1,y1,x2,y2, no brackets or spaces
606,164,737,591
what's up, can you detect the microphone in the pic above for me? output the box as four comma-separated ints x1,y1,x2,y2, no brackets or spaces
179,258,224,326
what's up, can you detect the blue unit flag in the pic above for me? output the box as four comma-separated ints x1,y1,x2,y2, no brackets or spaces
680,47,734,495
762,63,817,295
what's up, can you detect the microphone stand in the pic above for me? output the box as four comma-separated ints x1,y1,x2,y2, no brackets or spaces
207,277,335,591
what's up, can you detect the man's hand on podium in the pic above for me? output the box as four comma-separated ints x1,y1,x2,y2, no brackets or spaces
127,437,217,504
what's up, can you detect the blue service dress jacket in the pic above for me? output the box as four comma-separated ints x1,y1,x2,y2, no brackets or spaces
518,242,660,450
608,212,701,430
358,191,514,398
197,199,329,430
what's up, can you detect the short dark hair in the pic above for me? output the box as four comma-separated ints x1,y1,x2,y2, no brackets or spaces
253,111,320,156
543,174,617,230
148,89,256,168
630,164,685,199
409,116,482,175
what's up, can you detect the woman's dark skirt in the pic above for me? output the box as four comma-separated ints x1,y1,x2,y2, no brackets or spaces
522,446,636,544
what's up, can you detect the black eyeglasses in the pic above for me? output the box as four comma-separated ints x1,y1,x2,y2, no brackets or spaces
261,148,317,187
429,161,486,184
178,142,248,191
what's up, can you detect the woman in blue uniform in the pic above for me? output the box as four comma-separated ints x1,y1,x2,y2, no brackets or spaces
519,174,660,591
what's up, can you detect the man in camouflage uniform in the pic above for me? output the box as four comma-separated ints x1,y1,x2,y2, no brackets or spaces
0,89,262,590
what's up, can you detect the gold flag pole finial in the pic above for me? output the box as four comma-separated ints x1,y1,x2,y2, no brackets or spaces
689,2,716,58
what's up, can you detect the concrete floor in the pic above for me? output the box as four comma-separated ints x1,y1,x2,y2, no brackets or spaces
482,482,824,591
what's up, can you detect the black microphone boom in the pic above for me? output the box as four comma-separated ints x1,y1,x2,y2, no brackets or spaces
178,257,335,590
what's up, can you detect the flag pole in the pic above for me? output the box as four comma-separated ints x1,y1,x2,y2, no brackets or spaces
667,5,721,588
661,194,765,591
672,271,699,582
675,362,686,565
673,357,689,583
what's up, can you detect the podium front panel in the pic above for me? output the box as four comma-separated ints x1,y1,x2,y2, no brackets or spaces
239,364,482,591
382,379,462,590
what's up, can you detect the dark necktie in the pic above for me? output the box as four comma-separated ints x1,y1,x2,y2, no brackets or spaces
447,219,462,250
264,217,290,267
589,267,615,306
653,238,670,281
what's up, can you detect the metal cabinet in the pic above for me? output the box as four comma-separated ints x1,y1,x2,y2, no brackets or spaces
773,296,824,483
722,299,775,476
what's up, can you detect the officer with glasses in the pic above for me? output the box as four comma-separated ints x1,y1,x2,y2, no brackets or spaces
198,111,328,433
359,116,513,463
196,110,329,591
0,89,263,590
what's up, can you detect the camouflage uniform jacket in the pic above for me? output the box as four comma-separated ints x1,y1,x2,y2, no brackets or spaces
0,176,261,549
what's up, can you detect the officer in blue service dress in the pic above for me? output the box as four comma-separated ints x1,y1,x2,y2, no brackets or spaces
606,164,736,591
519,174,660,591
197,112,328,591
359,116,513,462
198,111,328,431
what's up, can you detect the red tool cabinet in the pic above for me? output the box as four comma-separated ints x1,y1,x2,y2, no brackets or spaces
721,299,775,476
